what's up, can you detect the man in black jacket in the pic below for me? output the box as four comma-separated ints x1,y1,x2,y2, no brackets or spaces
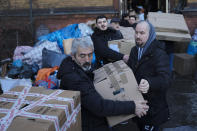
91,15,129,67
127,21,171,131
57,37,149,131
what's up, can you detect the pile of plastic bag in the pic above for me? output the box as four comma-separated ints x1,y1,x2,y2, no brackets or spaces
38,23,93,53
4,22,94,91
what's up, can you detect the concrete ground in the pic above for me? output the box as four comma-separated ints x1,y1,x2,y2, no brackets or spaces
113,72,197,131
161,73,197,131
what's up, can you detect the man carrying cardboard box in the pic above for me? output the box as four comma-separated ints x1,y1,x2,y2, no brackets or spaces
91,15,129,67
127,21,171,131
57,37,149,131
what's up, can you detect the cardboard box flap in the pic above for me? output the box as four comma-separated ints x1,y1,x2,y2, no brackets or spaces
94,61,130,84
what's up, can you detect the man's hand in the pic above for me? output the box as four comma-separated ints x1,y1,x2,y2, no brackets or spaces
134,100,149,118
139,79,149,94
123,55,129,63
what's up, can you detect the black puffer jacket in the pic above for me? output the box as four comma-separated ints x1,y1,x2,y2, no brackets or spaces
91,27,124,66
57,56,135,131
127,39,171,126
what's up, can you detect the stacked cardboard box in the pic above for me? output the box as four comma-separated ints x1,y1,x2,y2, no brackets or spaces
108,39,135,55
0,86,81,131
93,60,144,127
147,12,191,42
119,26,135,40
173,53,196,76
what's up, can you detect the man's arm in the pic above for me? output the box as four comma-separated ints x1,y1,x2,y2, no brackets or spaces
92,36,124,61
60,73,148,117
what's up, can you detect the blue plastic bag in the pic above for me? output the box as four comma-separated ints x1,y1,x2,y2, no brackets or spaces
187,40,197,55
38,24,82,52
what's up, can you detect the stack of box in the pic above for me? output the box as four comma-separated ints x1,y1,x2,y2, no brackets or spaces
0,86,81,131
173,53,196,76
147,12,191,42
119,26,135,40
93,60,144,127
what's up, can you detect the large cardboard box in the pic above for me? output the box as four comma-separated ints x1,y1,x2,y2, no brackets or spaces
108,39,135,55
0,86,81,131
119,26,135,40
173,53,196,76
93,60,144,127
147,12,191,42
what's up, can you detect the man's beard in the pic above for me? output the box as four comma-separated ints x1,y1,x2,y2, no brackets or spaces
81,62,91,71
136,39,145,47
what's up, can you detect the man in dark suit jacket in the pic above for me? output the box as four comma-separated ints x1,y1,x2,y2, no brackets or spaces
127,21,171,131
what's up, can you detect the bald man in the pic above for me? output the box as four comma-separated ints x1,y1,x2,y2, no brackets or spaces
127,21,171,131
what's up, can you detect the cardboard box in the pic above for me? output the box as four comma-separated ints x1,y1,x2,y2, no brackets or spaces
93,60,144,127
108,39,135,55
147,12,191,42
173,53,196,76
119,26,135,40
0,86,81,131
63,38,74,55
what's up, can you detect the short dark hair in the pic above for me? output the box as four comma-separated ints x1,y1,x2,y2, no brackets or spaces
122,13,129,19
96,15,107,23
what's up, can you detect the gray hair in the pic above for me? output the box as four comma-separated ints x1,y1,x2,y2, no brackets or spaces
71,36,94,55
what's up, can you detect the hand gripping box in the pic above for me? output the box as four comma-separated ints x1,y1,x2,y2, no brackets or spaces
93,60,144,127
0,86,81,131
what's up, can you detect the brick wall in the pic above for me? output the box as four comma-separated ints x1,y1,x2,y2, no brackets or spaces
1,13,119,40
34,14,114,32
34,15,94,32
0,13,115,60
0,0,113,10
0,14,115,34
0,0,119,60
